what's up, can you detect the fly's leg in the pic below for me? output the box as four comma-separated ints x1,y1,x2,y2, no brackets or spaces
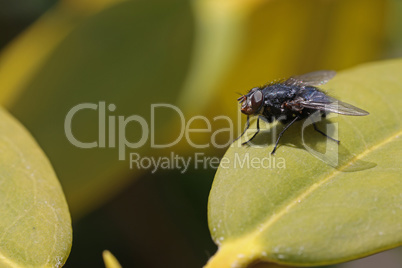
233,115,250,143
312,121,340,144
271,116,299,155
241,117,260,145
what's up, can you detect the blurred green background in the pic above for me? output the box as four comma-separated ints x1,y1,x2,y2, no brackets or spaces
0,0,401,267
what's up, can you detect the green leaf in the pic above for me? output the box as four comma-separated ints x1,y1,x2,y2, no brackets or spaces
0,107,72,267
206,59,402,267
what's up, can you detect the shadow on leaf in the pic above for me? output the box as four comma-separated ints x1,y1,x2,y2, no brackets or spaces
238,118,376,171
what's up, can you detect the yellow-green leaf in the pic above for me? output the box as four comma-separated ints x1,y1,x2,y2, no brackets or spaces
102,250,122,268
206,59,402,267
0,107,72,267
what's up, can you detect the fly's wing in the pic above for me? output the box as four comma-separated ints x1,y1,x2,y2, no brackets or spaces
284,70,336,87
298,95,369,116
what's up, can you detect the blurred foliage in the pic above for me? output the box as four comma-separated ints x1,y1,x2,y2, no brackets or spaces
0,0,58,49
103,250,122,268
0,0,194,218
0,0,401,267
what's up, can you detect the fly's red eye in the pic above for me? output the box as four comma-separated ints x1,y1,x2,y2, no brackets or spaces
249,87,259,94
251,90,263,109
240,88,263,115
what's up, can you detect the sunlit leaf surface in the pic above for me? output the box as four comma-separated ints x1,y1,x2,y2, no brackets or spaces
206,59,402,267
0,108,72,267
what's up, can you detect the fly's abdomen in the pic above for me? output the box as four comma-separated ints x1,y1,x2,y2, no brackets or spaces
298,86,330,103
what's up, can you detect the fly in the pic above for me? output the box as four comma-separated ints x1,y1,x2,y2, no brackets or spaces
235,70,369,154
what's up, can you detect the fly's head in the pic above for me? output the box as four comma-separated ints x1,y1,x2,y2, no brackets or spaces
238,87,264,115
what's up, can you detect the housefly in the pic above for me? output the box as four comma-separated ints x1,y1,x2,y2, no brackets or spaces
236,70,369,154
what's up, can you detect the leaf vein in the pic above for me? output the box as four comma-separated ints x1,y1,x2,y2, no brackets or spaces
249,129,402,242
